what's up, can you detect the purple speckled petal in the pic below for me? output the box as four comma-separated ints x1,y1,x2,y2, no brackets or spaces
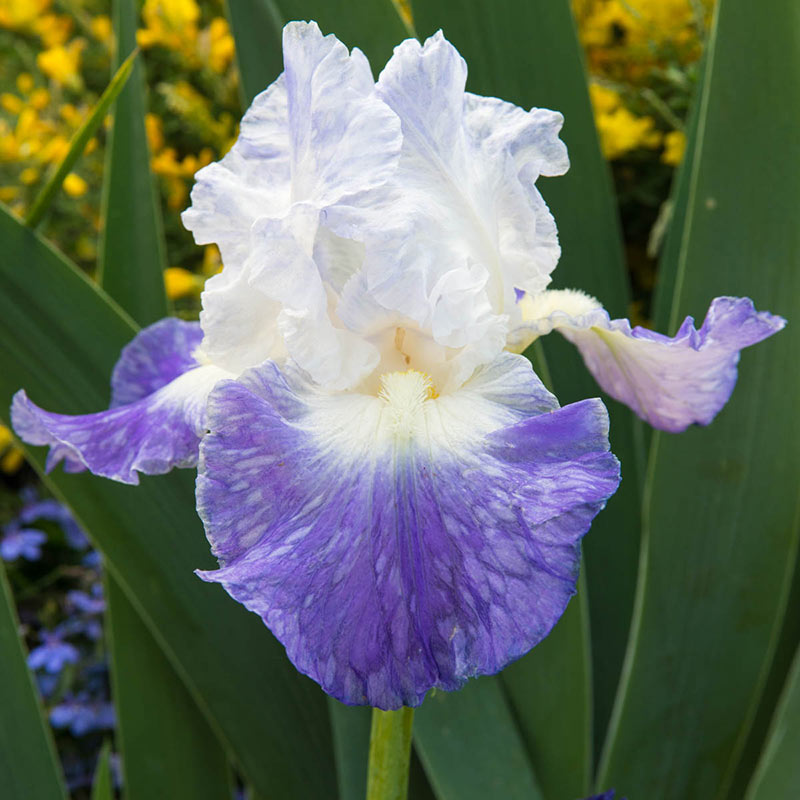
518,293,786,433
11,318,228,484
110,317,203,406
196,354,620,708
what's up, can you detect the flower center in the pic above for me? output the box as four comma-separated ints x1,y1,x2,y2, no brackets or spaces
378,370,438,438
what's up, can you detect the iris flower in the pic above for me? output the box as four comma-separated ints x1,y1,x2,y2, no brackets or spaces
12,23,783,708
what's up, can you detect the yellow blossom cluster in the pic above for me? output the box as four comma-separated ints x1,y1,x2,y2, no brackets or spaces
589,84,661,160
0,0,72,47
574,0,713,164
137,0,235,74
0,72,98,217
146,111,215,210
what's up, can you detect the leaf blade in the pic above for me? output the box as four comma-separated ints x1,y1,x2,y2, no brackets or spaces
598,1,800,796
106,576,232,800
745,643,800,800
97,0,168,325
414,678,544,800
0,560,67,800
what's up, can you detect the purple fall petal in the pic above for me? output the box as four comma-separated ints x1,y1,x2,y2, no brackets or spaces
110,317,204,406
10,318,228,484
196,355,620,708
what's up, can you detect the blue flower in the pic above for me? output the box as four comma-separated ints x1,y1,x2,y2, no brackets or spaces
50,695,115,736
28,630,80,674
0,526,47,561
9,22,784,708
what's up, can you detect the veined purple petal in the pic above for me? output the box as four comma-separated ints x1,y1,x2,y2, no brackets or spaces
196,354,619,708
516,291,786,433
110,317,204,406
11,318,229,484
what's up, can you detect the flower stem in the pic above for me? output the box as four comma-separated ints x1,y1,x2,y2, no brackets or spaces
366,707,415,800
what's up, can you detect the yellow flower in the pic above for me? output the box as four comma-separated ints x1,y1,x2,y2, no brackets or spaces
62,172,88,197
59,103,81,126
0,92,23,114
589,83,621,115
90,14,112,44
0,185,19,201
20,167,39,185
31,88,50,110
33,13,73,47
662,129,687,166
202,243,222,276
37,39,85,89
38,134,69,164
589,84,662,159
16,73,34,93
1,447,24,473
0,424,24,473
164,266,200,299
207,17,235,73
138,0,200,60
0,0,50,30
145,113,165,152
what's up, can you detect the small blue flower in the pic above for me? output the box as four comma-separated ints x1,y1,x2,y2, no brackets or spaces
28,630,80,674
584,791,626,800
0,527,47,561
66,586,105,615
36,672,60,698
17,494,88,550
50,695,115,736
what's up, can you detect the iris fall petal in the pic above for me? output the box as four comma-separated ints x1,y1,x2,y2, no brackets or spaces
11,319,229,484
196,354,620,708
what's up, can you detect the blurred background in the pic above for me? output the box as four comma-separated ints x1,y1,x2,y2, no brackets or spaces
0,0,713,794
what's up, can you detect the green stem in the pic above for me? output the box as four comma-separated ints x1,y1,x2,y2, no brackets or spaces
366,707,415,800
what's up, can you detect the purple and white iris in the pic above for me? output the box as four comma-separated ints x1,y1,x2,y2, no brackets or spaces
11,23,783,708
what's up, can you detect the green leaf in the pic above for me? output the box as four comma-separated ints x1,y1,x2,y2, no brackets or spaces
414,678,543,800
226,0,283,107
25,49,137,230
598,1,800,797
0,560,67,799
106,576,232,799
328,700,371,800
501,576,592,799
97,0,168,326
226,0,409,106
0,206,336,798
744,645,800,800
413,0,641,780
90,741,113,800
98,4,232,795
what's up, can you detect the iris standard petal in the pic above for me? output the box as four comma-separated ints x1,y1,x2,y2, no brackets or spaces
186,21,402,381
196,354,620,708
367,30,566,332
11,318,230,484
515,290,786,432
